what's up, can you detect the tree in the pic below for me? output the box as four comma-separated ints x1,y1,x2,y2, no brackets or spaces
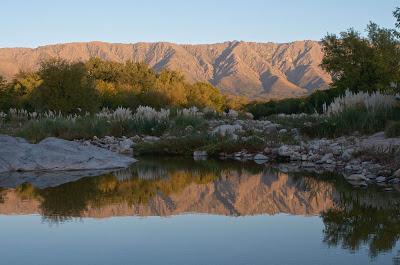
321,9,400,93
0,75,5,87
31,59,99,113
187,82,225,111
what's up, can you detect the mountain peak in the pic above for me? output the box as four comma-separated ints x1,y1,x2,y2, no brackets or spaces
0,41,331,100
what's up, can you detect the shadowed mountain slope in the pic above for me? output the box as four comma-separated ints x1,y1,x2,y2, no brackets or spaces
0,41,331,99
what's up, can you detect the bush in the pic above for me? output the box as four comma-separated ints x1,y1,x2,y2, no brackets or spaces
303,106,400,138
30,59,100,113
386,121,400,137
246,87,345,119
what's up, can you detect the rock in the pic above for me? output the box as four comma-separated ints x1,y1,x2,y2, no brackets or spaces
104,135,115,143
375,176,386,183
279,129,288,134
212,124,243,137
393,169,400,178
322,153,334,161
0,135,136,174
253,153,269,162
244,112,254,120
389,178,400,184
119,138,134,154
345,174,367,181
340,149,353,162
278,145,291,157
263,147,272,155
143,136,160,142
193,151,207,158
131,135,142,142
347,180,367,187
227,109,238,119
264,124,278,134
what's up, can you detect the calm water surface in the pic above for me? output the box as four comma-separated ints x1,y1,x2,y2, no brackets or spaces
0,157,399,265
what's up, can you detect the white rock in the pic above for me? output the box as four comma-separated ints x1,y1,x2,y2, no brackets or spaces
0,135,136,174
254,153,269,161
264,124,278,134
143,136,160,142
119,138,134,154
212,124,243,137
193,151,207,157
341,149,353,161
227,109,238,119
393,168,400,178
375,176,386,182
345,174,367,181
244,112,254,120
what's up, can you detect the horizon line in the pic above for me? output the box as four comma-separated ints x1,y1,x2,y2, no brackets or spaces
0,39,322,50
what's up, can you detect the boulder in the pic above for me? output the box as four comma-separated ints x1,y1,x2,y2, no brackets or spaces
345,174,366,181
212,124,243,137
118,138,134,154
0,135,136,173
341,149,353,162
193,151,207,161
264,124,278,134
253,153,269,162
393,168,400,178
143,136,160,142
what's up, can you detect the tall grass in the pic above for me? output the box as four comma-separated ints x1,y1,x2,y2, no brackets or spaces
1,106,205,142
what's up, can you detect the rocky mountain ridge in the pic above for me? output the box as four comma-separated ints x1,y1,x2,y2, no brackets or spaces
0,41,331,99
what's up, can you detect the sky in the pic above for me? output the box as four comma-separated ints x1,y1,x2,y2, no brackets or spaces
0,0,398,48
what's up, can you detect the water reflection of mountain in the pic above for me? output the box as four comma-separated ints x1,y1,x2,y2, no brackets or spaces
0,158,335,218
1,158,400,257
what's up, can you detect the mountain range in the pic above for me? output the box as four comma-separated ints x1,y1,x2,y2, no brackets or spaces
0,41,331,99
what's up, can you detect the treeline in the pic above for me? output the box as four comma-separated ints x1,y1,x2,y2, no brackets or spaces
247,8,400,118
0,58,244,113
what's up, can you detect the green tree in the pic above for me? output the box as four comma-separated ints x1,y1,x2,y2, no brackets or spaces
321,9,400,93
31,59,99,113
187,82,225,111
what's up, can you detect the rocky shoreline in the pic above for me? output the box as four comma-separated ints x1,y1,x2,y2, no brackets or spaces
79,126,400,190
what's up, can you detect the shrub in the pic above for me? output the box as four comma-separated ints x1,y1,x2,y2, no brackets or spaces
386,121,400,137
246,87,345,118
326,90,397,115
31,59,100,113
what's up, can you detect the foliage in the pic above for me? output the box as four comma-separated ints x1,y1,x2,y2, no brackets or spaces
0,58,229,113
246,87,344,118
31,59,99,113
326,90,398,115
187,82,225,111
321,10,400,94
4,106,207,142
386,121,400,138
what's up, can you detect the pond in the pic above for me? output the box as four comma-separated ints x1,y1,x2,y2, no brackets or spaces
0,157,399,265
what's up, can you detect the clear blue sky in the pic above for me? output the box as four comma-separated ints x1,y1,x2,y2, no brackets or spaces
1,0,398,48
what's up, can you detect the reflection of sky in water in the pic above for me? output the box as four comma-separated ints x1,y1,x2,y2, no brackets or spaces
0,214,395,265
0,158,400,264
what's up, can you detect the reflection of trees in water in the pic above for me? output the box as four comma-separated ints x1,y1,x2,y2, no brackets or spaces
321,187,400,258
0,187,5,204
288,170,400,258
10,157,400,259
14,158,265,223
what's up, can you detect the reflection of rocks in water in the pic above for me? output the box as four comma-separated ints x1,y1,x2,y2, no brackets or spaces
0,169,121,189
